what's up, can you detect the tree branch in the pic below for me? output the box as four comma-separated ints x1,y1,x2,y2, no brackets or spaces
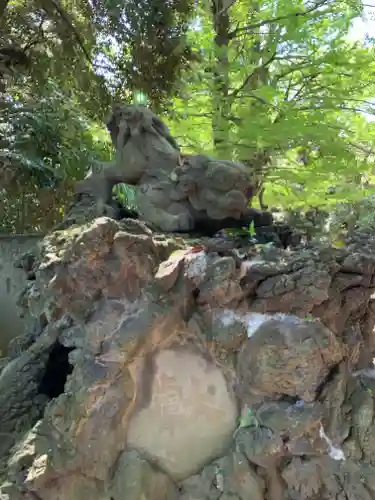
23,14,48,52
0,0,8,22
214,0,238,19
229,51,277,98
346,140,374,157
297,104,369,114
233,91,274,106
287,72,320,102
229,0,333,39
283,77,293,101
273,62,314,82
44,0,93,66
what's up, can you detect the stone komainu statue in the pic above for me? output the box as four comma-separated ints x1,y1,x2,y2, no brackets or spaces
76,104,258,233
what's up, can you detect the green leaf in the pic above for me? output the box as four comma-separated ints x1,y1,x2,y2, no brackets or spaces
248,221,256,237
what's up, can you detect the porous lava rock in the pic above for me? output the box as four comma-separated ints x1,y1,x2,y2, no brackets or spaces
2,211,375,500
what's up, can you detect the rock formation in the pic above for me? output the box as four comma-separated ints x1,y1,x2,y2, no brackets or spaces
1,108,375,499
2,200,375,499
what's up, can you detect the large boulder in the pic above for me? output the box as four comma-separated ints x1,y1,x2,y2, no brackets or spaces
2,211,375,499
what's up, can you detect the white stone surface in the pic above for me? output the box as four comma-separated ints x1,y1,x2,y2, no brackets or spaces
127,348,238,480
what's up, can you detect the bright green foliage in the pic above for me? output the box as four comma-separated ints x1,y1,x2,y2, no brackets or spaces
169,0,375,211
1,0,375,234
113,184,137,211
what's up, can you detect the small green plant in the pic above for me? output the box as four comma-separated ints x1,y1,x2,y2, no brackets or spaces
239,408,259,428
220,221,258,239
133,90,148,105
248,221,256,237
233,407,260,438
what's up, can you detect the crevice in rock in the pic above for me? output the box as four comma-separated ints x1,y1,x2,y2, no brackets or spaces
316,364,340,401
112,199,139,221
279,395,300,405
38,341,74,399
39,313,48,329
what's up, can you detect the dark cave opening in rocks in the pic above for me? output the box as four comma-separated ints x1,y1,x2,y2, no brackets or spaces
38,341,75,399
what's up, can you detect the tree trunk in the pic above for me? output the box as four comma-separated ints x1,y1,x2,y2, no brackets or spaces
0,0,8,22
235,2,274,201
211,0,231,158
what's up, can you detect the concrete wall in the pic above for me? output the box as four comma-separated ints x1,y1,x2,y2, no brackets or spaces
0,234,44,355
